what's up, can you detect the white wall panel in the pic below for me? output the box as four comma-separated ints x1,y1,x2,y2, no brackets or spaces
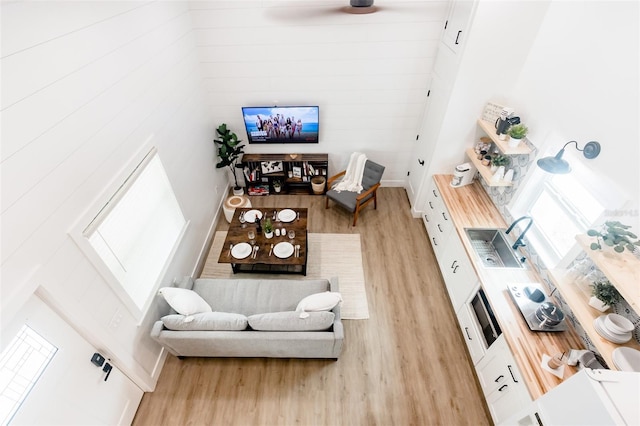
1,11,194,161
0,2,145,56
1,2,185,109
1,48,202,262
189,0,448,183
1,1,223,391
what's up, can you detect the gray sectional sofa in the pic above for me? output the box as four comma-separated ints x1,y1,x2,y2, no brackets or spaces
150,276,344,359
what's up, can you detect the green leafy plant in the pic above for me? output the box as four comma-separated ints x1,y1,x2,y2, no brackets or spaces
587,221,640,253
273,180,282,189
263,218,273,234
590,280,621,307
508,124,528,139
491,154,510,167
213,124,245,190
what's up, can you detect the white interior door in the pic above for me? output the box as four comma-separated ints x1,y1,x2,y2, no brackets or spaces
1,294,143,425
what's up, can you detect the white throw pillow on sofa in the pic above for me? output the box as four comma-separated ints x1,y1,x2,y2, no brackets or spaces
295,291,342,319
158,287,212,322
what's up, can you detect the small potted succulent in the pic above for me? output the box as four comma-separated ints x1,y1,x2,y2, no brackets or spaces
263,218,274,239
273,180,282,193
589,280,621,312
490,154,510,172
507,124,528,148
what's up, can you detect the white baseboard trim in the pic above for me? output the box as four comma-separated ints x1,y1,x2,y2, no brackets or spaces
191,186,229,278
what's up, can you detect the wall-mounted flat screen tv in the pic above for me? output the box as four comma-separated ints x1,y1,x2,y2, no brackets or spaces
241,106,319,144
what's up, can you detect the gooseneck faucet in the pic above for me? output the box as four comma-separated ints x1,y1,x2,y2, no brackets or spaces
506,216,534,250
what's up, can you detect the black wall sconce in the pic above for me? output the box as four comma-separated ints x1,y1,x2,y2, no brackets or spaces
536,140,601,174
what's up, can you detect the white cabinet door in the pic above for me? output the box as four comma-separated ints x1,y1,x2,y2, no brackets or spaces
476,336,532,424
442,0,475,54
456,298,485,365
408,76,452,209
440,235,476,311
485,378,529,425
423,178,453,259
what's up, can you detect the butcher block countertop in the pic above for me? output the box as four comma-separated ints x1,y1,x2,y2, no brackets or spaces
433,174,585,400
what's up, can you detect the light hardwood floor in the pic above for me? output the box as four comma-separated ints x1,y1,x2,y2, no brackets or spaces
133,188,492,425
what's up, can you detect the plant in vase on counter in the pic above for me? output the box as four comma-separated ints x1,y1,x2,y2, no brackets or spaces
587,221,640,253
507,124,528,148
273,180,282,193
589,280,621,312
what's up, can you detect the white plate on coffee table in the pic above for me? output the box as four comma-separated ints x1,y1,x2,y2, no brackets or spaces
243,210,263,223
273,242,294,258
277,209,296,222
231,243,252,259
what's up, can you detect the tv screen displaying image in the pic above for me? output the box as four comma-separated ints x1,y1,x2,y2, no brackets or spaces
242,106,319,144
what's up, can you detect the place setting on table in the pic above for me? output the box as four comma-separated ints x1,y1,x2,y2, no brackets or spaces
218,207,308,275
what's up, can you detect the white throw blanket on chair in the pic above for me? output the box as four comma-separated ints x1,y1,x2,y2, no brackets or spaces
333,152,368,193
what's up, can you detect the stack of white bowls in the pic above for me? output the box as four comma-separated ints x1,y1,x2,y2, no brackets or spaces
593,313,635,344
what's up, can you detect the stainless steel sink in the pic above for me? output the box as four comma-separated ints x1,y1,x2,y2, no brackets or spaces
464,228,524,268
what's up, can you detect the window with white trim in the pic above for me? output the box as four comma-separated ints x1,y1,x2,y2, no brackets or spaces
510,149,625,269
83,149,186,311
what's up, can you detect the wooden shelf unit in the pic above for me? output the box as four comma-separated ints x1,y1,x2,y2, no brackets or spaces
465,148,513,187
576,234,640,313
477,119,532,155
241,153,328,196
548,269,640,371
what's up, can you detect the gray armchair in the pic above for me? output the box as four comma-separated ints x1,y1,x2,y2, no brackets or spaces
325,160,385,226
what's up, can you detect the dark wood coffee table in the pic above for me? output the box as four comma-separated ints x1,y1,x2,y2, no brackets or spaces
218,207,308,275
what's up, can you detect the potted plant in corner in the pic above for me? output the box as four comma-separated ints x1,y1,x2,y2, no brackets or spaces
214,123,245,195
589,280,621,312
507,124,528,148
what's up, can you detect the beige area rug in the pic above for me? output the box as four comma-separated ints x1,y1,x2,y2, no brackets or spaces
201,231,369,319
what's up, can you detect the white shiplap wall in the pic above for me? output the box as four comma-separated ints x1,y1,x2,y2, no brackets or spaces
188,0,448,177
1,1,223,390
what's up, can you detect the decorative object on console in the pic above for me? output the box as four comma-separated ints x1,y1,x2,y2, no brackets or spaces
273,180,282,193
214,123,245,195
507,124,529,148
261,161,283,174
587,221,639,254
537,140,601,174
